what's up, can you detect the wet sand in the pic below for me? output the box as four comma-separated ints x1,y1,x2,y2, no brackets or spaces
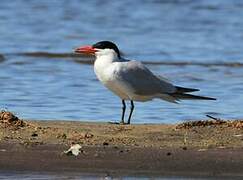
0,113,243,178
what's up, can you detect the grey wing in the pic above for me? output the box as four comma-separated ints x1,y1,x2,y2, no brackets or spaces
117,61,176,96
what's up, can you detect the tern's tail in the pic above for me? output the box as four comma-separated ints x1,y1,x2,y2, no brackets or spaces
172,93,216,100
170,86,216,100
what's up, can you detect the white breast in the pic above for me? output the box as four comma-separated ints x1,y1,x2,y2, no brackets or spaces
94,56,130,100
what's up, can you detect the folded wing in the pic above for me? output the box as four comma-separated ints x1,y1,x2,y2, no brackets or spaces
117,61,176,96
116,60,216,101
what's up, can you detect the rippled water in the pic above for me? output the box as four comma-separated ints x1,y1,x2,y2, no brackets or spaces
0,0,243,123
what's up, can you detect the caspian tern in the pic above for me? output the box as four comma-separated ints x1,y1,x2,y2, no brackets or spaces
74,41,216,124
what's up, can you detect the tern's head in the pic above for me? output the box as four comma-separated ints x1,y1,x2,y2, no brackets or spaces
74,41,121,58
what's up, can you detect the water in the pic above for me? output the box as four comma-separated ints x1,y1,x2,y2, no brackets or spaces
0,0,243,123
0,171,239,180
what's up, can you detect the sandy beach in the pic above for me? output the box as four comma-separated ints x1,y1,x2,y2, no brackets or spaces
0,111,243,178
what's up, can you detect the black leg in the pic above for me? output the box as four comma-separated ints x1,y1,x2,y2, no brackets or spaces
120,100,126,124
127,100,134,124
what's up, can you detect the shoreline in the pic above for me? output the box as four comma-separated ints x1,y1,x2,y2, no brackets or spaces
0,142,243,178
0,116,243,177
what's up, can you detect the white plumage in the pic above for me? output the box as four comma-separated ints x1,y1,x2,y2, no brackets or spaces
74,41,215,124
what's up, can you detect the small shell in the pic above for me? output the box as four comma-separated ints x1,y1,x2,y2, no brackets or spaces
64,144,82,156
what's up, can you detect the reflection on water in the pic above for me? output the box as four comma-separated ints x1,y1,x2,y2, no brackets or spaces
0,54,5,63
0,171,236,180
0,0,243,123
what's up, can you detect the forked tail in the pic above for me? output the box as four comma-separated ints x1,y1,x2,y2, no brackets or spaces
171,86,216,100
171,93,216,100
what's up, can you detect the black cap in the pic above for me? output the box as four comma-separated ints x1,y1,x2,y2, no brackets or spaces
92,41,121,58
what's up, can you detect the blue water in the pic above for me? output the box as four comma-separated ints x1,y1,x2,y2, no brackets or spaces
0,0,243,123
